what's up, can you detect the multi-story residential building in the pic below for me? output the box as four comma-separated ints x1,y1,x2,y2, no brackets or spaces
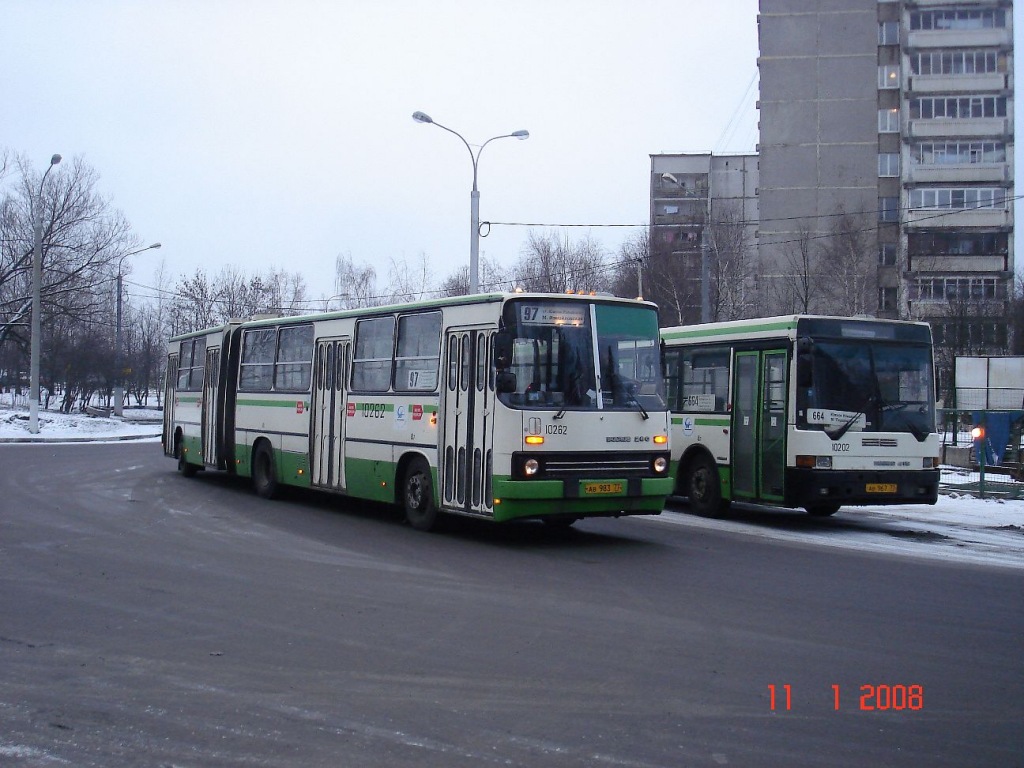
755,0,1014,393
649,152,759,324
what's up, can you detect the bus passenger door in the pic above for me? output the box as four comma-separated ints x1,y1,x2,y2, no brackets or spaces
201,346,220,466
162,353,178,457
760,351,787,501
311,338,350,490
731,349,787,503
441,328,495,516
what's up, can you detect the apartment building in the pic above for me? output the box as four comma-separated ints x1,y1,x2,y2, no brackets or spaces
649,152,759,324
756,0,1014,361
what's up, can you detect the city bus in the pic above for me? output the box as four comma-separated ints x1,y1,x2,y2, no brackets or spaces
661,315,940,517
164,292,672,531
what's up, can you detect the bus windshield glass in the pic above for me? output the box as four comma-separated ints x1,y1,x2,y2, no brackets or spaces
798,341,935,438
498,300,666,412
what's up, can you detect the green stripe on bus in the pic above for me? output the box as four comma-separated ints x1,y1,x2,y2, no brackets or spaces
672,416,730,426
662,318,797,341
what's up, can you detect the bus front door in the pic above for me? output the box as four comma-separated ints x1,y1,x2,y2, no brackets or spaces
441,328,495,516
310,338,350,490
201,346,220,467
732,349,787,504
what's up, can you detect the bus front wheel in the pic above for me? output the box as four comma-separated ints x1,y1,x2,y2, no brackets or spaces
686,455,727,517
403,458,439,532
806,503,841,517
252,443,279,499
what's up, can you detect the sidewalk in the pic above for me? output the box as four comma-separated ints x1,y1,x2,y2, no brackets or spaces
0,407,163,444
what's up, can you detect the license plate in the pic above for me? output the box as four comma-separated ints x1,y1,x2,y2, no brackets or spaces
866,483,898,493
583,482,623,495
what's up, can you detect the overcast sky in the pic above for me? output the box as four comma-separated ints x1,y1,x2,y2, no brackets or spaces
6,1,786,302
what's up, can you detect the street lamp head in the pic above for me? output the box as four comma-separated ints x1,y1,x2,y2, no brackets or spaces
512,130,529,140
150,242,162,249
412,111,433,124
50,154,62,167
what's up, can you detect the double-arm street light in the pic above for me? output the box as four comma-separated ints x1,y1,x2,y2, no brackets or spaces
412,111,528,294
29,153,62,435
114,242,162,417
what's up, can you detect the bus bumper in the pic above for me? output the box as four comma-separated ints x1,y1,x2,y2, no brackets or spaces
785,468,940,508
490,477,673,522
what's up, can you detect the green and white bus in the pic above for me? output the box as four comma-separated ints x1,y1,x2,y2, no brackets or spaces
164,292,672,531
661,315,940,517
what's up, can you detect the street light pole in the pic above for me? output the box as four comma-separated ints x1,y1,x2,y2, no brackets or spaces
412,111,528,294
29,153,62,435
114,242,161,417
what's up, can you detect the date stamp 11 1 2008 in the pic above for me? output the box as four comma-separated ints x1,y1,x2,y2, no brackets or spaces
768,684,924,712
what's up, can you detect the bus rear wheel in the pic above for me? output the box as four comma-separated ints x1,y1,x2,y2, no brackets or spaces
252,443,279,499
686,455,727,517
403,458,439,532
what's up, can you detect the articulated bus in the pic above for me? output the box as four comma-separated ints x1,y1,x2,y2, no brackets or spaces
164,292,672,531
661,315,940,517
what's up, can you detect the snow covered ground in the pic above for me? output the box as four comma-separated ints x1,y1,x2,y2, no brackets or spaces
2,404,1021,569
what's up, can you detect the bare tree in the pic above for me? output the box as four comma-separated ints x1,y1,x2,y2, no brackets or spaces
438,257,511,297
383,253,432,304
818,212,877,317
512,231,610,293
330,252,379,309
707,203,757,321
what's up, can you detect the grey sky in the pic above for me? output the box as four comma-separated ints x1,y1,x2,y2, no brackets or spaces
8,1,766,299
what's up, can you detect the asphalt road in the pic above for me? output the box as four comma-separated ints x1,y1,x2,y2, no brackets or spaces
1,443,1021,768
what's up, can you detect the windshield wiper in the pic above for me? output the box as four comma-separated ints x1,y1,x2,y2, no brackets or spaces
626,391,649,420
824,409,864,441
880,401,930,443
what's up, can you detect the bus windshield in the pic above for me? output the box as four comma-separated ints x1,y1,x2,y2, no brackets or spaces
498,299,666,412
798,341,935,439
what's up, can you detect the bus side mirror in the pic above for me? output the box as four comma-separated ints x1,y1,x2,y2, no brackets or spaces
797,353,813,388
494,331,513,370
496,372,517,393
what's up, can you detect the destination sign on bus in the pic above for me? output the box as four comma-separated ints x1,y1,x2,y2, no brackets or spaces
806,408,866,430
519,304,587,327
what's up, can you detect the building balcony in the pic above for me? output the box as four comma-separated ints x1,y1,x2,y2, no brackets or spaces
907,163,1008,184
906,254,1010,273
908,73,1009,93
905,207,1011,228
907,28,1010,49
908,117,1010,138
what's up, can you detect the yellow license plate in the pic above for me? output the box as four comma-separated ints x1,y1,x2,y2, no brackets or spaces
866,483,898,493
583,482,624,495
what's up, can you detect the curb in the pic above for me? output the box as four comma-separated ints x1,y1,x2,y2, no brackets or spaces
0,432,161,444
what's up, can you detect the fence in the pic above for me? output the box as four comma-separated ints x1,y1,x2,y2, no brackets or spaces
939,409,1024,499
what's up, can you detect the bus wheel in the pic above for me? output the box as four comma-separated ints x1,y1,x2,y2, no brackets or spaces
252,443,279,499
687,455,725,517
176,438,198,477
403,458,439,532
806,503,841,517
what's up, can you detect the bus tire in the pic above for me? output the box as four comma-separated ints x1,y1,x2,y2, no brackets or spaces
175,436,198,478
806,503,841,517
252,442,279,500
403,458,439,532
686,454,726,517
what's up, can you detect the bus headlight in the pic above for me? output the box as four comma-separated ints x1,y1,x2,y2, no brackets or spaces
524,458,540,476
653,456,668,474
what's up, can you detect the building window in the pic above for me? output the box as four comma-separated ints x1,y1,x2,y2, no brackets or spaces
909,187,1004,210
879,197,899,222
910,9,1006,31
911,50,1002,76
878,108,900,132
878,65,900,89
909,95,1007,120
879,21,899,45
912,141,1005,165
878,287,898,312
908,231,1008,256
878,153,900,177
914,277,1003,301
879,243,897,265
